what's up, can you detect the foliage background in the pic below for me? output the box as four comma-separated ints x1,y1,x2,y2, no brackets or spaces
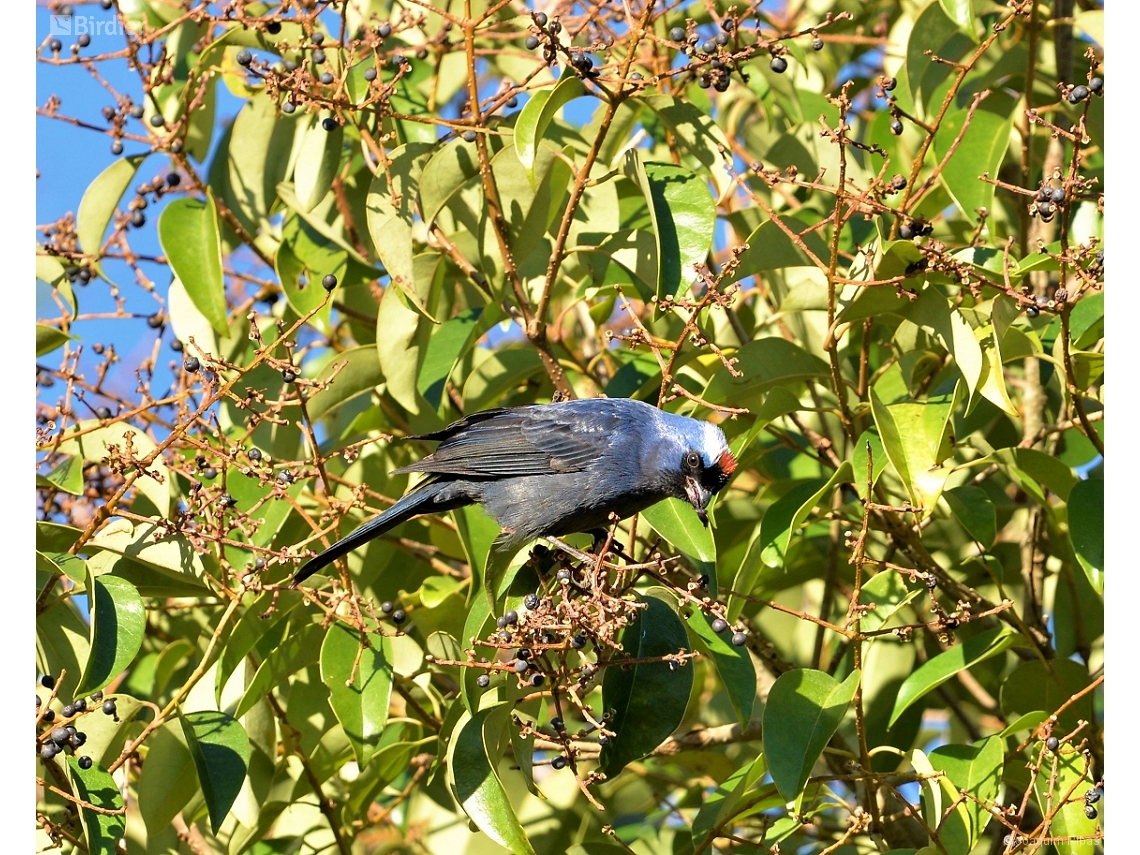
35,1,1107,853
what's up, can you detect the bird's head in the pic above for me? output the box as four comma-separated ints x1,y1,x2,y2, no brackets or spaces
677,422,736,526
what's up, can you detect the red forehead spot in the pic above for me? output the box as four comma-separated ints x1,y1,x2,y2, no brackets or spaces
718,450,737,476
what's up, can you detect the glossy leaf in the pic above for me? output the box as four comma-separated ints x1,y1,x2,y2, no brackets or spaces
691,755,773,850
637,94,734,202
76,154,146,255
642,497,717,594
1000,658,1093,734
685,607,755,724
76,572,146,696
305,344,382,421
600,591,693,776
764,669,860,803
870,387,956,517
36,323,75,356
890,627,1016,726
66,756,125,855
515,71,587,181
138,720,198,835
448,703,537,855
1067,477,1104,593
928,736,1003,851
320,622,394,768
935,92,1015,221
181,710,250,835
293,115,343,212
158,193,227,335
943,485,996,548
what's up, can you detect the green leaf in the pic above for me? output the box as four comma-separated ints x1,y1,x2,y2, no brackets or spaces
600,591,693,776
625,155,716,299
641,497,717,595
76,154,147,255
1000,658,1093,734
637,94,734,202
320,622,394,768
515,70,587,182
1067,478,1103,593
1033,737,1099,855
418,307,482,409
36,323,75,356
943,485,996,548
87,519,213,587
447,703,537,855
703,337,829,412
215,590,304,704
234,621,323,718
928,736,1003,850
77,572,146,696
226,92,295,227
36,597,90,702
894,286,983,401
870,386,956,517
180,710,250,835
37,453,85,495
763,669,860,804
158,193,227,335
138,720,198,835
66,756,125,855
691,755,774,851
685,608,755,725
305,344,382,421
890,626,1016,726
937,0,978,38
293,115,343,212
736,217,830,275
985,447,1078,503
935,92,1015,222
275,236,335,333
860,571,925,635
420,137,482,228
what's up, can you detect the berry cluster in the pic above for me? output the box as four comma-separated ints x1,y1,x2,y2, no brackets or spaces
37,675,119,770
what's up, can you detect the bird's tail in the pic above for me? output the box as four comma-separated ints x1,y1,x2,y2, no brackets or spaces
291,480,455,585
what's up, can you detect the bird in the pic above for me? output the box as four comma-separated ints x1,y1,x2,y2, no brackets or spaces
291,397,736,585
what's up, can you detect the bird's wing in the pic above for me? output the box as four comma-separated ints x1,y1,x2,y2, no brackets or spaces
394,405,621,478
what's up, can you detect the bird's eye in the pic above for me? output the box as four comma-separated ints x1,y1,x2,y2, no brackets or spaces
684,451,702,471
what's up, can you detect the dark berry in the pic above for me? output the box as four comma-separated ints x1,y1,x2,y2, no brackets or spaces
1084,804,1097,819
42,710,55,723
571,635,586,649
1086,787,1102,804
1037,201,1054,218
504,610,518,625
77,754,93,770
380,601,394,614
1089,76,1103,94
102,0,114,7
170,141,183,154
731,631,748,646
129,103,144,119
597,733,609,745
219,493,235,508
711,618,729,633
131,210,146,228
715,33,729,46
147,313,163,329
1046,736,1060,752
282,101,296,114
1050,187,1066,204
529,673,545,687
890,118,903,135
524,594,539,609
71,732,87,747
770,56,787,73
669,26,686,42
49,39,62,54
183,355,200,373
41,675,56,690
702,39,717,54
506,95,518,107
41,744,59,761
276,470,294,484
721,19,734,32
281,369,296,383
312,49,326,64
102,105,116,121
898,222,915,240
321,117,339,131
392,609,407,624
1068,85,1089,103
51,727,70,744
534,12,548,27
378,23,392,38
550,717,565,731
62,704,76,718
513,659,530,674
551,755,567,769
1026,304,1040,318
266,21,281,35
94,407,112,422
556,568,571,582
883,77,897,91
203,466,218,479
364,67,377,81
102,700,116,716
698,76,711,89
111,140,124,155
525,34,540,50
247,447,262,461
515,647,531,660
713,77,729,92
236,49,253,66
496,616,509,629
150,113,165,127
311,31,325,45
812,38,824,51
77,33,91,48
320,72,334,85
462,130,477,142
476,674,490,687
890,174,907,190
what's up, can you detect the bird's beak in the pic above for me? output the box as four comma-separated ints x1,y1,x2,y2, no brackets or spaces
685,477,712,527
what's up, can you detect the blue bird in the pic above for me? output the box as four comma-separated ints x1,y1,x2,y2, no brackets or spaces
292,397,736,584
